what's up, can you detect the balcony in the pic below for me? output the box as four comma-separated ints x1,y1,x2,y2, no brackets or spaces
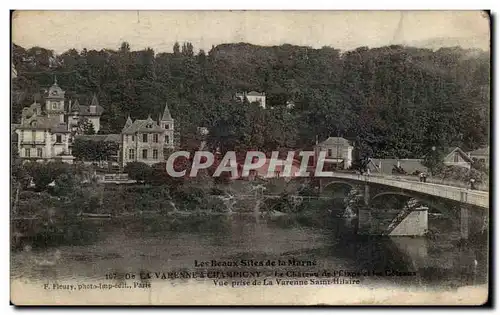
20,140,45,145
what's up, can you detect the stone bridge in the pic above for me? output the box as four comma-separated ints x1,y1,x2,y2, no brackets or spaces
318,173,489,239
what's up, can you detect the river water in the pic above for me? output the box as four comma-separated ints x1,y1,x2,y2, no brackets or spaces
11,212,487,292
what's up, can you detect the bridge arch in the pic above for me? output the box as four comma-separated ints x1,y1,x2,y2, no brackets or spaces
370,191,454,218
321,180,356,191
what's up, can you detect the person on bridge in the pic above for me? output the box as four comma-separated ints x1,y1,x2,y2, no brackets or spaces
422,173,427,183
419,172,424,182
470,178,476,190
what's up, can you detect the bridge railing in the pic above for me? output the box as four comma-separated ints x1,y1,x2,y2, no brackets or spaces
376,174,489,192
330,172,489,209
333,170,488,192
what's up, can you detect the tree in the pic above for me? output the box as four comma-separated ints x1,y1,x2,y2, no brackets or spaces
119,42,131,54
422,148,445,176
73,118,96,136
12,42,489,160
24,161,70,190
124,162,153,182
11,143,28,187
72,139,118,162
173,42,180,56
72,139,99,161
54,172,78,196
80,119,96,135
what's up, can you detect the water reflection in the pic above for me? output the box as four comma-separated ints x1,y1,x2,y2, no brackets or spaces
11,213,487,289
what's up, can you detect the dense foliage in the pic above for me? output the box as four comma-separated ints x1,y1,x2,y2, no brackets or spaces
72,138,119,162
124,161,154,182
12,42,490,158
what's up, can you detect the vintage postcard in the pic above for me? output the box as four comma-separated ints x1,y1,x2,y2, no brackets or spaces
10,10,490,305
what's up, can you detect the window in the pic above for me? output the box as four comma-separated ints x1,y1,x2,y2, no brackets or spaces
165,124,169,130
51,102,58,110
125,135,129,142
56,135,62,143
24,148,30,157
31,130,36,142
146,124,152,128
328,149,333,157
153,134,159,143
30,121,37,127
479,158,486,163
142,149,148,159
153,149,158,159
454,153,460,163
165,135,170,144
142,134,148,143
128,149,135,160
37,148,43,157
132,135,135,142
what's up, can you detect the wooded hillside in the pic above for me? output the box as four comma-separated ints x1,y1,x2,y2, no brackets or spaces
12,42,490,158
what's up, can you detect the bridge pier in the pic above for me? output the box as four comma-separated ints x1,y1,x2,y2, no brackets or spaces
460,206,469,240
459,205,488,240
364,184,370,206
358,208,428,236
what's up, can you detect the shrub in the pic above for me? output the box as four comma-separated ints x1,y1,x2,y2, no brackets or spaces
124,162,153,182
24,161,71,190
54,173,78,196
437,165,487,183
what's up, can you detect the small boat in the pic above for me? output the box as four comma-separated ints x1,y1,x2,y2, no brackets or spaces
78,212,112,219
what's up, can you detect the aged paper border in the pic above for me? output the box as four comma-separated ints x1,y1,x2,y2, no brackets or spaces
6,2,495,309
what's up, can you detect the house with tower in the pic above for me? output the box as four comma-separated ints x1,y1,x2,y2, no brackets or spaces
14,77,104,163
119,102,176,168
68,94,104,133
13,77,177,169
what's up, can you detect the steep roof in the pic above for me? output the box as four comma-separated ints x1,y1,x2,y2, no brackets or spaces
247,91,265,96
21,102,42,118
70,95,104,116
52,123,71,133
317,137,350,147
90,94,99,106
18,115,70,133
161,102,172,121
72,104,104,116
443,147,473,163
70,99,80,112
468,146,489,156
122,115,133,132
121,118,165,134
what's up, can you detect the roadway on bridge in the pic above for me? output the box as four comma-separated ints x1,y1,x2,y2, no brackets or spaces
330,172,489,209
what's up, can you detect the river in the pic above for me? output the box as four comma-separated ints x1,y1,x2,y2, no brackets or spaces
11,211,487,290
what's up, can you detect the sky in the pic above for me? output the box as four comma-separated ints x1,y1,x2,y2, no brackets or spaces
12,11,490,54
